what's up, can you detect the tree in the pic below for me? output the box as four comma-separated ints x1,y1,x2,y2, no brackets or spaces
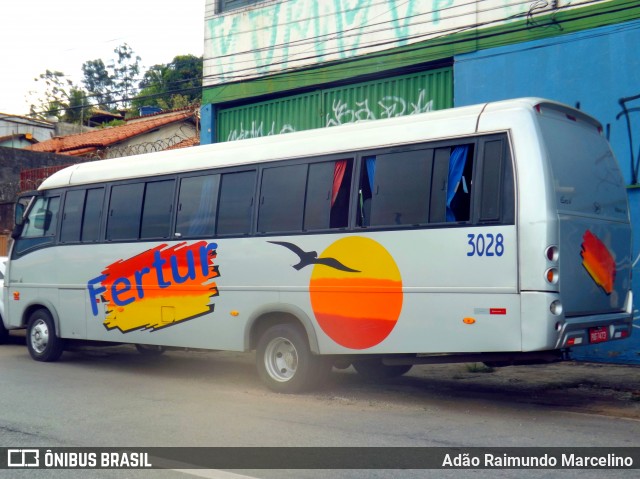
133,54,202,111
81,59,114,110
63,87,91,124
110,43,141,108
30,46,201,122
29,70,73,120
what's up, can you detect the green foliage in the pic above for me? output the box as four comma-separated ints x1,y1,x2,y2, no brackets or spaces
62,87,91,124
29,70,74,120
30,47,201,124
81,59,114,110
132,54,202,112
109,43,141,108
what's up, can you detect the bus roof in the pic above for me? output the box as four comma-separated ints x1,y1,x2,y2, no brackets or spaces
38,98,590,190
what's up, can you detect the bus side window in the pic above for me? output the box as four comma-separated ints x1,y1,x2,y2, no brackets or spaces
60,190,86,243
61,188,106,243
429,148,450,223
217,170,256,236
14,195,61,255
21,196,60,238
357,156,375,227
106,183,144,241
304,159,352,231
359,151,433,228
258,164,307,233
477,138,514,224
176,175,219,238
81,188,104,242
141,179,175,239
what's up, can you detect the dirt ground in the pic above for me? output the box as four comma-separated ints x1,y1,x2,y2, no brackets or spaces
400,360,640,419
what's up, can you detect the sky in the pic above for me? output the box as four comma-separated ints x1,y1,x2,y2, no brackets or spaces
0,0,205,116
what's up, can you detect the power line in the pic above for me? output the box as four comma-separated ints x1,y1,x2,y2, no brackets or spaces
201,0,633,85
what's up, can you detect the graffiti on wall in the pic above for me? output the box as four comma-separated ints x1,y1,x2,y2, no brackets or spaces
226,88,435,141
205,0,592,85
616,94,640,185
326,90,434,127
227,122,296,142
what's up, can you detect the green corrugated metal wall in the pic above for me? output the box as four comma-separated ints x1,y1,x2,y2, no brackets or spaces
217,67,453,142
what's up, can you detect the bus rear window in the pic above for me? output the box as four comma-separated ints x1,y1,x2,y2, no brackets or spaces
539,117,628,220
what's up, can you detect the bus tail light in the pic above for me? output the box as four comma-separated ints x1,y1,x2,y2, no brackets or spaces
545,245,558,262
545,268,559,284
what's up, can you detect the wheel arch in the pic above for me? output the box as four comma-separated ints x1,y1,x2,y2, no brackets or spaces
22,300,60,334
245,303,321,354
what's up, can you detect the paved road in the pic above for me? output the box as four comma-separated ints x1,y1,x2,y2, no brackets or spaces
0,337,638,479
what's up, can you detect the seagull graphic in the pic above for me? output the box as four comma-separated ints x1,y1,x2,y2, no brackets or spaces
269,241,360,272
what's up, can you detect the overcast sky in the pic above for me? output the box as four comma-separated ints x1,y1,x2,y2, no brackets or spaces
0,0,205,116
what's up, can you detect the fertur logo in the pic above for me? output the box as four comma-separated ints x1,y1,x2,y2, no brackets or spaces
87,241,219,333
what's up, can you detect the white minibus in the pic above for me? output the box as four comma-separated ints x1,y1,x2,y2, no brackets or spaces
1,98,633,392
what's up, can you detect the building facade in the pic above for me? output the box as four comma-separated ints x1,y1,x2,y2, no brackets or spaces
200,0,640,363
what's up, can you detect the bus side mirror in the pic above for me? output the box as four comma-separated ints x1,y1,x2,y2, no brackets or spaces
14,203,25,227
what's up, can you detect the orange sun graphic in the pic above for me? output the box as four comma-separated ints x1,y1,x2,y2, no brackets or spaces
308,236,403,349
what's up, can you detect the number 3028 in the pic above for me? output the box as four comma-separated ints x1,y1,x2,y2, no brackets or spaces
466,233,504,257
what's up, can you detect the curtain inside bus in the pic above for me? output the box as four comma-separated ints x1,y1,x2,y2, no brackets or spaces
446,146,469,222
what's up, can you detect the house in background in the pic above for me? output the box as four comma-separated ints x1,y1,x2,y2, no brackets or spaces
28,107,200,159
0,113,54,147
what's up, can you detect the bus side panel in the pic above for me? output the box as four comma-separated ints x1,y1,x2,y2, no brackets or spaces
313,292,523,354
281,227,520,354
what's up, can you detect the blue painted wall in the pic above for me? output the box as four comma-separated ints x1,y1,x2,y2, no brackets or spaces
455,20,640,363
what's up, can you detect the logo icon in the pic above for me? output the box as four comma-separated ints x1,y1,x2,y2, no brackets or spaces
8,449,39,468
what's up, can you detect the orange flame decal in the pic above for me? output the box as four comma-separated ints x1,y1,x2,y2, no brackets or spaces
580,230,615,294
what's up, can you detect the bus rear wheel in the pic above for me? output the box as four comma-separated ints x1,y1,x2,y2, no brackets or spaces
26,309,64,362
352,358,412,380
256,324,330,393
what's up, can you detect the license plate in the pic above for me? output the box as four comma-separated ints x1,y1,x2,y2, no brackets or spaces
589,327,609,344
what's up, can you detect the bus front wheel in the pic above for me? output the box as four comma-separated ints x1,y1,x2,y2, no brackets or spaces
26,309,64,362
256,324,330,393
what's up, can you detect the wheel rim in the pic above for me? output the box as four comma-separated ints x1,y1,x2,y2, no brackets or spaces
264,337,298,382
30,319,49,354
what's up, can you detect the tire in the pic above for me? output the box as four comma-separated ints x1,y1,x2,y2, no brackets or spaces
0,317,8,345
135,344,166,355
256,324,330,394
353,358,412,380
26,309,64,362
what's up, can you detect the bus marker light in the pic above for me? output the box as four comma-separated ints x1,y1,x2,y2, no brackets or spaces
463,317,476,324
230,310,240,317
567,337,583,346
550,300,563,316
